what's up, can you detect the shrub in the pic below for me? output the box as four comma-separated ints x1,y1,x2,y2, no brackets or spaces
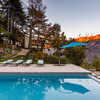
83,59,92,69
12,55,26,61
26,52,33,59
43,55,70,64
34,51,44,61
92,56,100,71
29,48,37,53
0,44,12,48
63,46,86,66
14,47,22,51
53,51,59,56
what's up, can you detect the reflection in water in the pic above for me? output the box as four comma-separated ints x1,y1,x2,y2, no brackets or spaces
0,78,90,100
61,82,90,94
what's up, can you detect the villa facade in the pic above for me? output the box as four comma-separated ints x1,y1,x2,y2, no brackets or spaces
24,34,45,49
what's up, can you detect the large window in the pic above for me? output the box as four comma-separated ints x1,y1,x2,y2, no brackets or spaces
32,40,37,46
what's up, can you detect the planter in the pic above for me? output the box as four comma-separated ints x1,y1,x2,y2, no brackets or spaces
89,68,96,72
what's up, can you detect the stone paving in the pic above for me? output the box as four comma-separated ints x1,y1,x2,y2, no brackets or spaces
0,64,91,75
16,49,29,55
91,71,100,79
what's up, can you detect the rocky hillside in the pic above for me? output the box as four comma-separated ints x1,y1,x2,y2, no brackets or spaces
85,39,100,61
75,34,100,61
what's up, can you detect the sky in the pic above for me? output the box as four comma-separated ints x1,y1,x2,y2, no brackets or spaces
23,0,100,38
43,0,100,38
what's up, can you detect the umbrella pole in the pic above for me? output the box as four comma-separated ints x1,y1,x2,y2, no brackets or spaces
59,49,60,66
59,58,60,65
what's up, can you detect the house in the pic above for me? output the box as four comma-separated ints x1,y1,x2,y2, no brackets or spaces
24,34,45,49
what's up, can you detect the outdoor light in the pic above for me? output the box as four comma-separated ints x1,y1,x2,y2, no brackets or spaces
1,33,4,35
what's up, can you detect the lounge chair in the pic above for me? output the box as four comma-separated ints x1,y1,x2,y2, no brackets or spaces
23,60,32,66
36,60,44,67
11,60,23,66
0,59,13,66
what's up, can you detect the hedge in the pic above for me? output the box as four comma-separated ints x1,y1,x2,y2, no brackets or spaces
43,55,70,64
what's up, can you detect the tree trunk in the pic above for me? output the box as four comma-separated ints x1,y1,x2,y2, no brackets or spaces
10,11,13,34
7,7,10,45
12,18,15,45
29,19,32,50
7,7,10,32
37,32,39,50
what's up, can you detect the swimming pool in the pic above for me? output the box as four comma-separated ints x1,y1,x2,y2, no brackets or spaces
0,74,100,100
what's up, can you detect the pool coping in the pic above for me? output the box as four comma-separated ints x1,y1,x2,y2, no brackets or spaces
88,75,100,84
0,64,92,75
0,72,92,75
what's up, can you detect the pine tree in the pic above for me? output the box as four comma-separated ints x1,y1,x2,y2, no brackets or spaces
28,0,47,50
2,0,26,44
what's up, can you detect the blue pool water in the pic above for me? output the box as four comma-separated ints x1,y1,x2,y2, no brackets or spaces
0,75,100,100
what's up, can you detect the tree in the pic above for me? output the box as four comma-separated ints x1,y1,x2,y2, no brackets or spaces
28,0,47,50
2,0,26,45
0,1,10,43
63,46,86,66
46,24,61,41
47,24,66,56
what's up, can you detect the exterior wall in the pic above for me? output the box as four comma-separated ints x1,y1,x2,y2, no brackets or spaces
24,36,29,48
24,35,44,49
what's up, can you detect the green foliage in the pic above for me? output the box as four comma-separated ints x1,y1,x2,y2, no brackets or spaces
28,0,47,50
51,35,61,51
12,55,26,62
0,44,11,48
0,25,10,35
92,56,100,71
82,59,91,70
40,40,45,51
34,51,44,61
29,48,37,53
0,58,8,62
26,52,33,59
3,53,11,56
53,51,59,56
43,55,70,64
50,29,66,55
63,46,86,66
0,25,10,44
0,7,10,39
14,47,22,51
0,0,26,45
0,36,3,43
47,24,66,56
9,27,24,44
0,55,25,62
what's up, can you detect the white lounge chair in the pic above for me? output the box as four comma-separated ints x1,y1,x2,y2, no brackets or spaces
0,59,13,66
37,60,44,67
11,60,23,66
23,60,32,66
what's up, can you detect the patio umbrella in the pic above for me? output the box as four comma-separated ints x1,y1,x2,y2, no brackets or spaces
60,42,89,49
58,42,89,65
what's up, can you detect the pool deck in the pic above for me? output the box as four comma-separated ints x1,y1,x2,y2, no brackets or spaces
0,64,92,75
